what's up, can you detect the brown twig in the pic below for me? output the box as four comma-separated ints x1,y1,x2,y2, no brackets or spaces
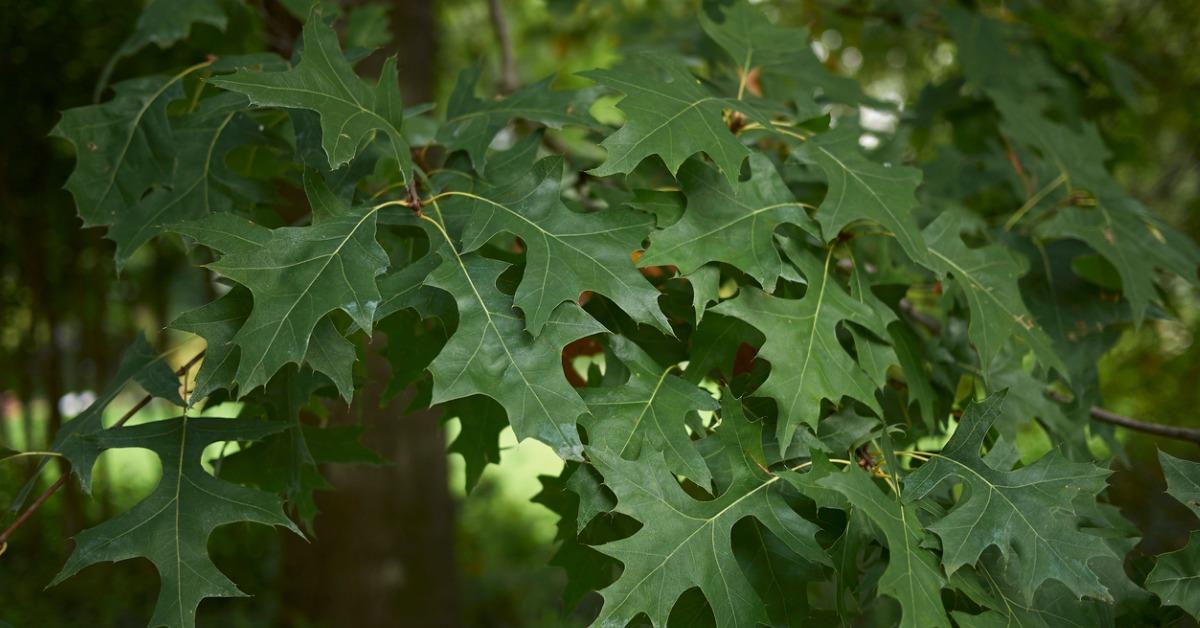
0,351,205,551
1086,405,1200,446
486,0,517,94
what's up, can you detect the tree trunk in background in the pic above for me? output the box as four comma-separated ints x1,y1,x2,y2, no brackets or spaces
280,4,457,626
281,343,458,627
380,0,440,104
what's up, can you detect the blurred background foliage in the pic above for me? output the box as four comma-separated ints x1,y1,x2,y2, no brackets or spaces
0,0,1197,625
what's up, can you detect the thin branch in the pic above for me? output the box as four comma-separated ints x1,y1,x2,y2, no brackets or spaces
1087,405,1200,446
0,451,64,464
0,351,205,551
486,0,517,94
0,475,65,556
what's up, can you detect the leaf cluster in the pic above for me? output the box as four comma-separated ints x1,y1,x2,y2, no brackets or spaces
18,1,1200,627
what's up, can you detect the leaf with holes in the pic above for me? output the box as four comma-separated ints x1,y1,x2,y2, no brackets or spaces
589,396,827,627
208,6,413,182
904,393,1116,602
50,418,299,628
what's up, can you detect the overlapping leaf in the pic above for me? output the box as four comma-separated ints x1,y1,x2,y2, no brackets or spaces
798,127,929,266
580,336,717,489
52,73,183,266
582,54,756,184
110,93,268,262
1039,202,1200,323
815,465,950,628
700,0,870,107
438,66,587,172
949,556,1110,628
425,249,605,460
947,16,1200,322
711,241,889,446
219,368,382,528
904,393,1117,602
923,212,1065,376
174,176,388,395
1146,452,1200,618
49,335,181,492
1146,532,1200,619
589,396,827,627
209,6,413,182
638,154,818,290
51,418,298,628
446,156,671,335
111,0,229,60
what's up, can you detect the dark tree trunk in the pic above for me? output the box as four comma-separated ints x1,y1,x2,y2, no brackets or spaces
280,340,459,627
279,5,457,625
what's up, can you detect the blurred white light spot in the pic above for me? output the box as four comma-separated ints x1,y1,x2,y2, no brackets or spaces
820,29,843,51
841,47,863,74
58,390,97,418
811,41,828,62
490,127,516,151
860,106,898,133
858,133,880,150
935,42,956,67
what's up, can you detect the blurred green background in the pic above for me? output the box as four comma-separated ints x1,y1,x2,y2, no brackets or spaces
1,0,1198,626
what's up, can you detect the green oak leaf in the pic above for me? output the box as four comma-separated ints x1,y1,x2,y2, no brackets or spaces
110,93,266,263
814,464,950,628
888,320,937,429
171,284,357,404
170,288,249,402
1039,202,1200,323
50,417,299,628
798,127,930,266
589,396,827,628
534,464,620,611
1151,450,1200,618
699,0,869,107
580,336,718,490
443,396,509,493
904,393,1117,602
49,335,181,493
988,351,1090,458
710,241,889,446
438,66,587,173
949,555,1110,628
993,96,1200,321
52,73,183,267
448,156,671,335
174,177,388,396
582,53,754,185
687,264,722,325
923,212,1066,376
638,154,818,291
208,5,413,182
1146,531,1200,619
1160,450,1200,518
219,366,381,528
112,0,227,59
425,250,605,460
